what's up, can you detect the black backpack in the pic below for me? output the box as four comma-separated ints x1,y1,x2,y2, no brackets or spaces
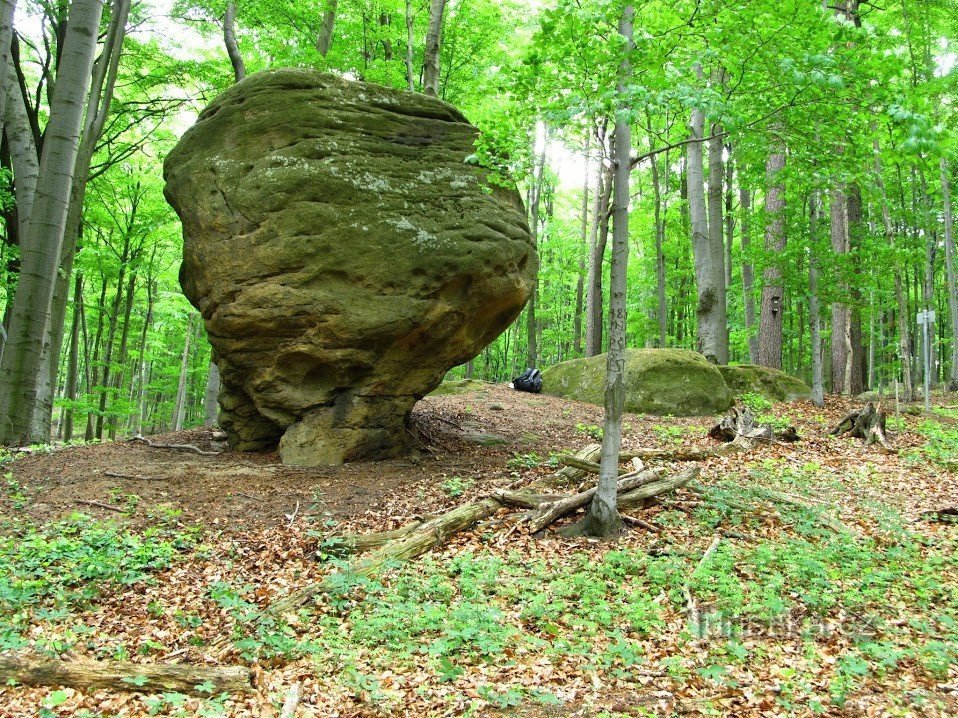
512,367,542,393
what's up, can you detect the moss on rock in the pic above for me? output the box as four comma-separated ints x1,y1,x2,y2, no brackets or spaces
541,349,734,416
428,379,488,396
717,364,811,402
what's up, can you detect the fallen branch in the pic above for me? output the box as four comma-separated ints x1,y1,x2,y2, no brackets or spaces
530,467,699,533
104,471,162,481
621,436,755,462
132,435,220,456
270,498,502,615
553,443,602,482
280,682,303,718
75,499,127,514
0,654,253,696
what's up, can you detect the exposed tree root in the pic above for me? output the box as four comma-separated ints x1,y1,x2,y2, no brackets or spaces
0,654,254,696
132,436,221,456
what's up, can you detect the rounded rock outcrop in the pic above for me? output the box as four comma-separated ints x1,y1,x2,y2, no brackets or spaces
163,70,536,465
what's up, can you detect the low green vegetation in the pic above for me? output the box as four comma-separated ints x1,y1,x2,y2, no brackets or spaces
908,420,958,470
0,514,196,654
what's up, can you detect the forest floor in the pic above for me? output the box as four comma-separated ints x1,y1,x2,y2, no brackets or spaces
2,384,958,717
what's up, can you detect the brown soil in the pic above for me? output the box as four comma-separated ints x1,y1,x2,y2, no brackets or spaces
5,385,955,533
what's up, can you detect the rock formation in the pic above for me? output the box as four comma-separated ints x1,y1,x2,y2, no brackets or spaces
164,70,536,465
541,349,735,416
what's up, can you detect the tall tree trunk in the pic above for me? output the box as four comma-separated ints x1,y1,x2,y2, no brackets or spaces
873,140,914,400
40,0,131,439
422,0,447,96
572,134,590,356
585,154,612,357
649,128,667,347
131,279,154,437
0,0,106,446
758,146,786,368
62,273,83,441
525,138,547,368
107,273,135,440
224,2,245,81
171,314,195,433
739,182,758,363
724,147,734,293
404,0,416,91
688,65,726,365
706,72,729,361
0,0,16,126
830,186,851,394
317,0,338,56
204,362,220,427
942,157,958,390
809,192,824,407
573,4,632,538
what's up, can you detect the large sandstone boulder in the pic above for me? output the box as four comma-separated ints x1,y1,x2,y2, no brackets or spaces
541,349,734,416
164,70,536,465
717,364,812,402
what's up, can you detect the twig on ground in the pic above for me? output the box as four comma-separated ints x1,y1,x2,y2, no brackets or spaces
683,535,722,637
76,499,127,514
287,501,300,527
104,471,162,481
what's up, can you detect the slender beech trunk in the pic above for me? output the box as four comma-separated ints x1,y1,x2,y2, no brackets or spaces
739,183,758,363
585,153,612,357
758,146,786,368
131,279,154,437
107,274,135,440
688,64,726,364
809,192,824,407
204,362,220,427
62,273,83,441
171,314,195,432
41,0,131,439
95,257,128,440
873,140,914,400
317,0,338,56
572,134,590,355
574,4,632,538
942,157,958,390
0,0,105,446
0,0,16,125
422,0,447,96
648,126,667,347
526,139,547,368
224,2,245,81
404,0,416,91
830,186,851,394
706,71,729,361
724,147,734,293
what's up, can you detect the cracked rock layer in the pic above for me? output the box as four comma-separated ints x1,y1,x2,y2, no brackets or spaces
163,69,536,465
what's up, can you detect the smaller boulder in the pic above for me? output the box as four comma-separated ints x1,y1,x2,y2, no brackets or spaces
717,364,811,402
541,349,734,416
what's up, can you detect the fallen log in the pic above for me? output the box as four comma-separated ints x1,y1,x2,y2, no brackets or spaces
553,443,601,482
557,455,629,476
0,655,254,696
269,498,502,615
132,436,221,457
621,436,755,462
829,402,895,453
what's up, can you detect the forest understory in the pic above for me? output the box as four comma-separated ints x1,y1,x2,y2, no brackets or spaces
2,385,958,717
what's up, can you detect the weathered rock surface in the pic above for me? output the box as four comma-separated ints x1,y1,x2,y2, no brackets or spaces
717,364,812,402
541,349,734,416
164,70,536,465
